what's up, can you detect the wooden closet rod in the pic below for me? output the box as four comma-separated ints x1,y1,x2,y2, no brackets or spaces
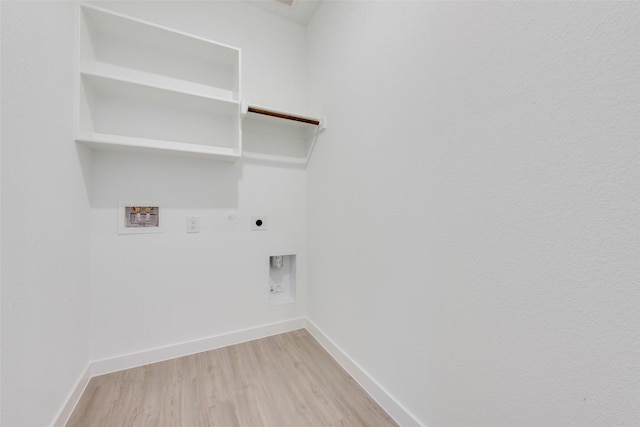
247,106,320,126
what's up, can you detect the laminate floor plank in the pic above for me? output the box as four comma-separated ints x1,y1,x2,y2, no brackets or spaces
67,329,398,427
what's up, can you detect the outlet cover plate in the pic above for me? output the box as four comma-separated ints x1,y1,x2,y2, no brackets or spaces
187,216,200,233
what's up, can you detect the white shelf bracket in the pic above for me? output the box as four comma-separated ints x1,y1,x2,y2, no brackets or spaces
318,117,327,133
305,117,326,165
240,100,249,118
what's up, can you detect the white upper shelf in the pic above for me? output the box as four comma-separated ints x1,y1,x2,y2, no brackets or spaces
76,4,325,165
80,4,241,101
77,4,242,161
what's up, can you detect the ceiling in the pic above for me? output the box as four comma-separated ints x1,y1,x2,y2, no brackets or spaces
244,0,322,26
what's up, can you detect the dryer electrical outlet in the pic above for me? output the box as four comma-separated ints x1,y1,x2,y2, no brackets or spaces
252,216,267,231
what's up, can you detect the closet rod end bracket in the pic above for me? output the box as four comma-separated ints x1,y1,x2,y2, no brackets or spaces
240,100,249,118
317,117,327,132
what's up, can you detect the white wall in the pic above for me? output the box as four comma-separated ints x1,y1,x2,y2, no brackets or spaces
3,2,638,426
1,2,91,426
87,1,311,362
307,2,640,426
1,3,4,424
2,1,312,425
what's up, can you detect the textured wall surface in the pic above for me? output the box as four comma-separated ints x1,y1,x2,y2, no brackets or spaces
307,2,640,426
2,1,312,425
1,2,91,426
3,2,639,426
86,1,311,362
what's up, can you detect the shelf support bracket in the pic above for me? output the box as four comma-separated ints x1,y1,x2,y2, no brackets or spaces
305,117,326,165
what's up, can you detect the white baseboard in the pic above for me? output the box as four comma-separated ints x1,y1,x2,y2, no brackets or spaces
305,318,424,427
90,317,306,377
51,365,91,427
54,317,420,427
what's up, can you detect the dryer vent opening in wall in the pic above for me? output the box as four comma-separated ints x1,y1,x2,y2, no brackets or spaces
269,254,296,306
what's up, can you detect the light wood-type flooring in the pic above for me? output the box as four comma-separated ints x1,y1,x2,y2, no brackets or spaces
67,329,398,426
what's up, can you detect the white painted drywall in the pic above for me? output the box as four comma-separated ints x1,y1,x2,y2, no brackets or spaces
0,3,3,424
307,2,640,426
1,2,91,426
4,2,638,426
86,1,311,362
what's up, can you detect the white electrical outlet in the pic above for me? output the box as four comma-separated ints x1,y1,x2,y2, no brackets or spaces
187,216,200,233
251,216,267,231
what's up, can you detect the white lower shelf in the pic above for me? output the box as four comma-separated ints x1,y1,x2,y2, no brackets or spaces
76,133,241,161
242,152,307,166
